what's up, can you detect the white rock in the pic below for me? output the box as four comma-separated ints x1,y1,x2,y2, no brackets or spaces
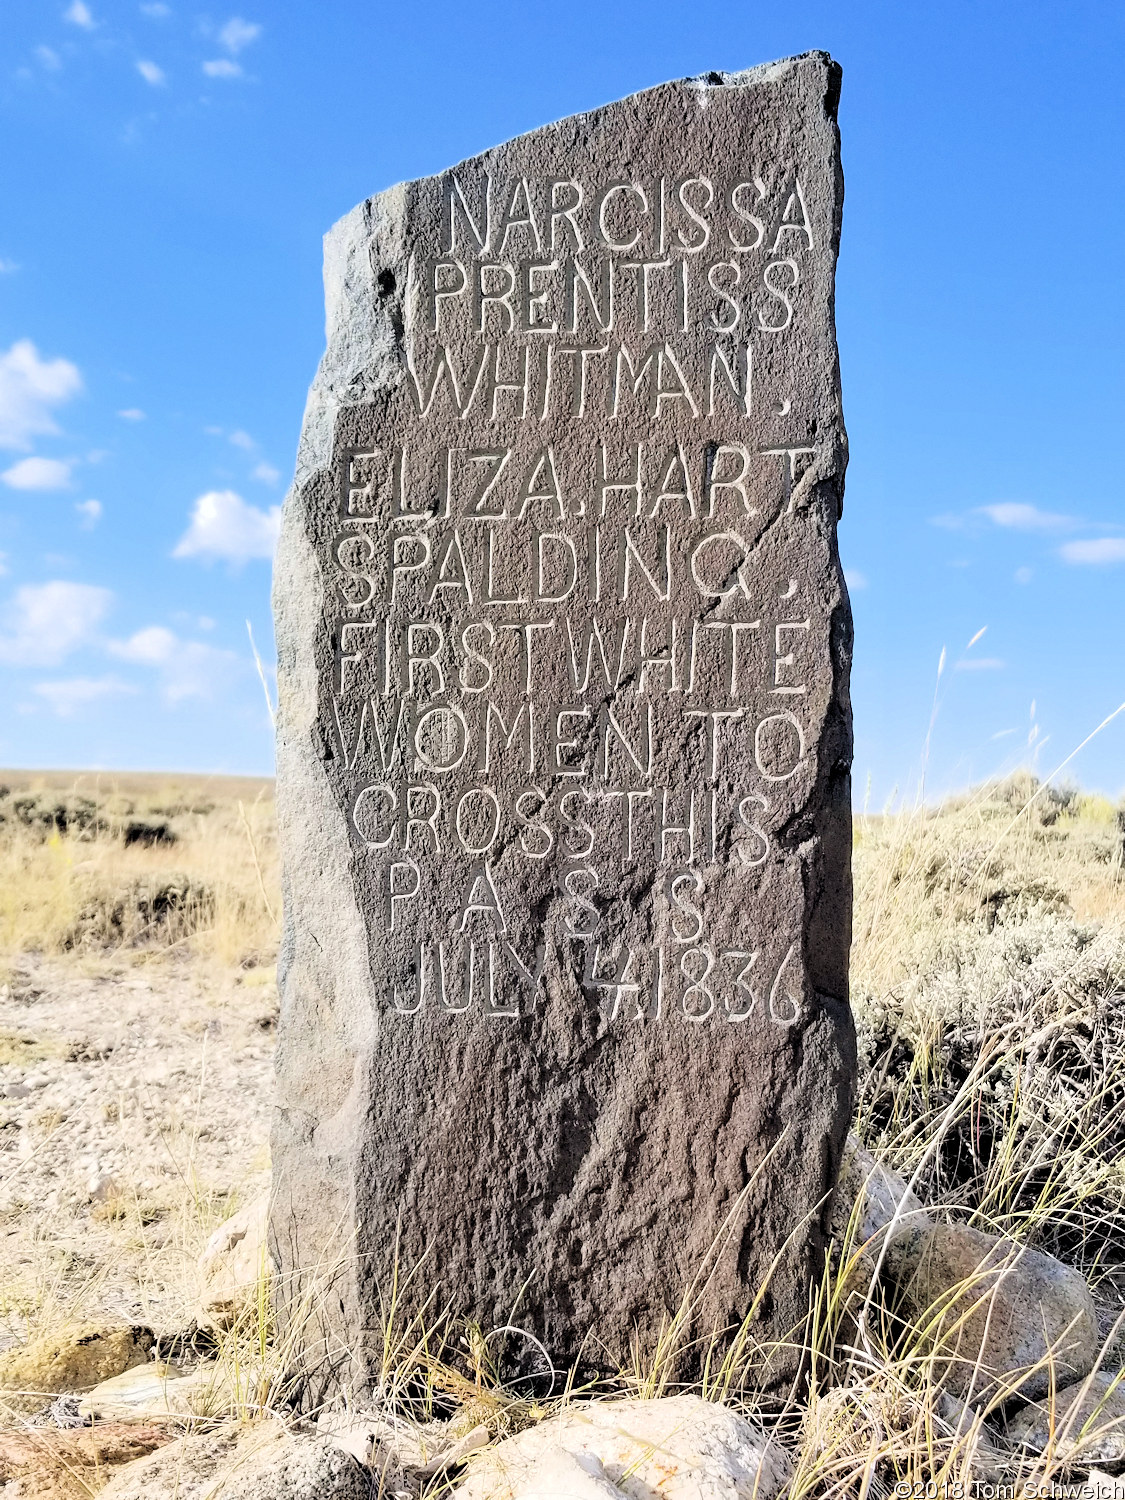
317,1410,488,1475
79,1359,250,1421
77,1361,191,1419
87,1171,120,1202
198,1191,272,1329
452,1395,790,1500
829,1133,932,1270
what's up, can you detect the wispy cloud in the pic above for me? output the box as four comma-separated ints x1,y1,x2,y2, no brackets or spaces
844,568,867,591
1,456,73,491
0,340,82,451
0,259,19,276
137,58,166,85
1014,566,1033,584
978,501,1074,532
0,580,112,666
34,676,135,716
140,2,171,15
64,1,96,28
35,45,63,70
109,625,237,701
203,58,241,78
1059,538,1125,566
955,657,1005,672
173,489,279,562
228,428,255,450
75,499,102,528
252,460,280,484
118,407,145,421
219,17,261,52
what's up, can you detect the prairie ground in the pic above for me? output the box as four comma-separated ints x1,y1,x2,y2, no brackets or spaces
0,765,1123,1490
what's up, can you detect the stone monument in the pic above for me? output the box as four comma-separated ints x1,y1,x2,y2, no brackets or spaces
272,51,855,1392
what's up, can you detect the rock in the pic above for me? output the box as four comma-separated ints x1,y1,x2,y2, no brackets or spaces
318,1409,489,1476
0,1323,153,1409
934,1392,1007,1481
87,1170,120,1202
828,1133,932,1271
101,1421,374,1499
1006,1370,1125,1464
273,49,856,1393
198,1191,273,1329
0,1423,172,1499
77,1360,192,1419
79,1357,248,1421
99,1427,242,1498
452,1395,789,1500
897,1225,1098,1403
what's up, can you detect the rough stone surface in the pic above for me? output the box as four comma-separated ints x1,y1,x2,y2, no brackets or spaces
452,1396,790,1500
828,1133,932,1271
1006,1371,1125,1464
897,1225,1099,1402
198,1191,273,1329
272,51,855,1389
100,1423,373,1500
0,1323,153,1406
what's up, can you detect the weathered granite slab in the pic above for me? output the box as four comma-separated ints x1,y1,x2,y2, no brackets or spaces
272,51,855,1393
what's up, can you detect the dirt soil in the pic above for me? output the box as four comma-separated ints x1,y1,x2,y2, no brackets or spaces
0,955,275,1351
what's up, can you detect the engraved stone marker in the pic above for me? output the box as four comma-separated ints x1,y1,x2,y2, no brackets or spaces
273,51,855,1390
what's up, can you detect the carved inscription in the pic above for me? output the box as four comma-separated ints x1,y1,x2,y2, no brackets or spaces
277,57,854,1382
322,161,839,1025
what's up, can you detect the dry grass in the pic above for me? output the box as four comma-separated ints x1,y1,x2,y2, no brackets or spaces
2,768,1125,1493
0,771,280,972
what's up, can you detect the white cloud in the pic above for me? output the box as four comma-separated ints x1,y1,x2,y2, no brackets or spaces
64,1,96,27
978,502,1074,532
35,45,62,70
252,460,280,484
76,499,102,527
228,428,255,450
0,580,112,666
173,489,279,562
34,676,135,716
1,456,73,491
954,657,1006,672
845,568,867,591
137,58,165,85
0,340,82,451
118,407,145,421
1060,538,1125,566
219,17,261,51
140,2,171,14
203,58,242,78
1015,566,1033,584
109,625,237,701
0,259,18,276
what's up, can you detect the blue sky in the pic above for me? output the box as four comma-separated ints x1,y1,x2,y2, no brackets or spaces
1,0,1123,800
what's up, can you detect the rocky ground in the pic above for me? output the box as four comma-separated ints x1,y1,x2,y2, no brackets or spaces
0,955,275,1350
0,771,1122,1495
